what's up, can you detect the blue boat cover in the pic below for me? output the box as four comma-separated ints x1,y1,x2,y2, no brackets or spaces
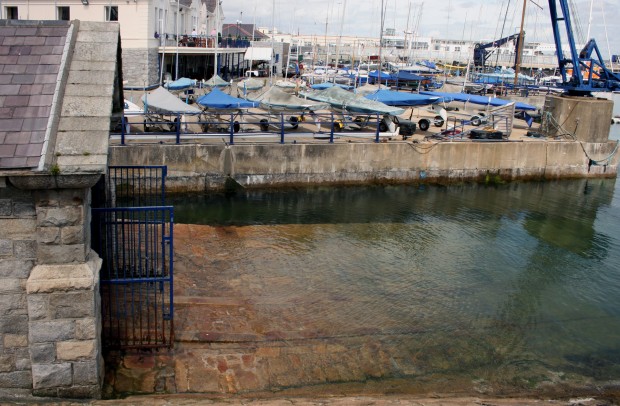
311,82,352,90
196,88,258,109
164,77,195,91
365,90,446,106
368,70,396,80
395,71,425,81
420,91,537,111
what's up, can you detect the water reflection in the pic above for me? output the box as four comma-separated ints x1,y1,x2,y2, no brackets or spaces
170,177,620,396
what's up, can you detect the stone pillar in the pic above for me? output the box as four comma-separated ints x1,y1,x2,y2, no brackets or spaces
26,256,103,398
543,94,613,142
25,187,104,398
0,183,37,396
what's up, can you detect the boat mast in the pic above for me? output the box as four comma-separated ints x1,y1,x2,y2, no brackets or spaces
378,0,386,85
601,3,614,72
514,0,542,85
159,2,169,84
404,1,411,63
586,0,593,40
269,0,275,85
175,0,180,80
335,0,347,72
214,0,220,78
514,0,527,86
247,0,257,80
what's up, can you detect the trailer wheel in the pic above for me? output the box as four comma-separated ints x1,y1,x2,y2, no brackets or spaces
418,118,430,131
259,119,269,131
433,115,444,127
470,115,482,126
379,121,388,132
289,116,299,130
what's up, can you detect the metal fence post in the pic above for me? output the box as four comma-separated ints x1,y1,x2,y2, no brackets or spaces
229,112,235,145
330,112,335,143
175,113,181,144
280,113,285,144
375,113,380,143
121,115,126,145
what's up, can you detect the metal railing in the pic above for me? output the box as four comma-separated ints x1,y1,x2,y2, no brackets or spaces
92,166,174,350
113,111,390,145
94,206,174,349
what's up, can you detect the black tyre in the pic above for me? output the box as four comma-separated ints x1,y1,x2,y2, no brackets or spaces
289,116,299,130
379,121,388,132
418,118,430,131
233,121,240,133
259,119,269,131
433,115,444,127
470,115,481,126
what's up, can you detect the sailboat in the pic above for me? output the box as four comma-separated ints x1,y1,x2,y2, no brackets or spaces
204,0,229,89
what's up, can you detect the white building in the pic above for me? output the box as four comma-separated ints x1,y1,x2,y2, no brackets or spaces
0,0,227,85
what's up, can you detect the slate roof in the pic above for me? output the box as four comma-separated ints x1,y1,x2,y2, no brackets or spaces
0,20,70,170
0,20,120,179
222,24,269,40
203,0,217,13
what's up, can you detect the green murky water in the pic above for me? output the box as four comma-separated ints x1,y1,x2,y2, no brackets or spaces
167,127,620,396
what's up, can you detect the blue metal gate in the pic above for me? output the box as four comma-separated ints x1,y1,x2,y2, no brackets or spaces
92,166,174,349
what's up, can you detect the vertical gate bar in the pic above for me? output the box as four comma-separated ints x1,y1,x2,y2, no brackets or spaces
96,167,173,349
168,208,174,345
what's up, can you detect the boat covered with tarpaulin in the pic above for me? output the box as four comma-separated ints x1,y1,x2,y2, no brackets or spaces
302,86,405,115
141,87,202,114
365,89,447,107
196,88,258,110
311,82,353,90
249,86,329,111
164,77,196,91
202,74,230,88
394,71,426,82
420,91,537,111
238,77,266,92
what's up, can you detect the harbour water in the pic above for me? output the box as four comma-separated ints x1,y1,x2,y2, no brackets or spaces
166,126,620,397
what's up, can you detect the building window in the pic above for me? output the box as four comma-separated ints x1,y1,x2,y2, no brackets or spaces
5,6,18,19
57,6,70,21
105,6,118,21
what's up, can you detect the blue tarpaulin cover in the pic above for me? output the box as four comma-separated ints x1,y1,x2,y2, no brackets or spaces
420,91,537,111
164,77,195,91
395,71,426,81
311,82,353,90
368,70,396,80
365,89,445,106
196,88,258,109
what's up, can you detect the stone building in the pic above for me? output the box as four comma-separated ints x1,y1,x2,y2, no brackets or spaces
0,19,121,398
0,0,230,86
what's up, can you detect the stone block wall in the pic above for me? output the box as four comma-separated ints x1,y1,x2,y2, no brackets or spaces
122,47,160,87
27,257,102,398
0,182,103,399
0,184,36,395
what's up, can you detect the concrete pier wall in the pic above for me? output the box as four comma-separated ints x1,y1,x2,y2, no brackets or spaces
108,141,619,193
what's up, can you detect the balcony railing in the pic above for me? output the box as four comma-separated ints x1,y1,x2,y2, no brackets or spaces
158,34,250,49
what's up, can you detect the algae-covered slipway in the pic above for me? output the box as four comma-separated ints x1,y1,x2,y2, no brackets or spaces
109,97,619,191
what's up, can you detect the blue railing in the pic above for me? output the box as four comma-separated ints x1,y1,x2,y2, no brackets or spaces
114,111,390,145
94,206,174,349
92,165,174,350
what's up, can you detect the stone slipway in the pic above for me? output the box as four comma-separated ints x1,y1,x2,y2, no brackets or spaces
108,140,619,193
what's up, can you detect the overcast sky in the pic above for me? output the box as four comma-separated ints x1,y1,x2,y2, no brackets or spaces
222,0,618,53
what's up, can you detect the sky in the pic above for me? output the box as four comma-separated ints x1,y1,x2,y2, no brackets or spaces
221,0,619,54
